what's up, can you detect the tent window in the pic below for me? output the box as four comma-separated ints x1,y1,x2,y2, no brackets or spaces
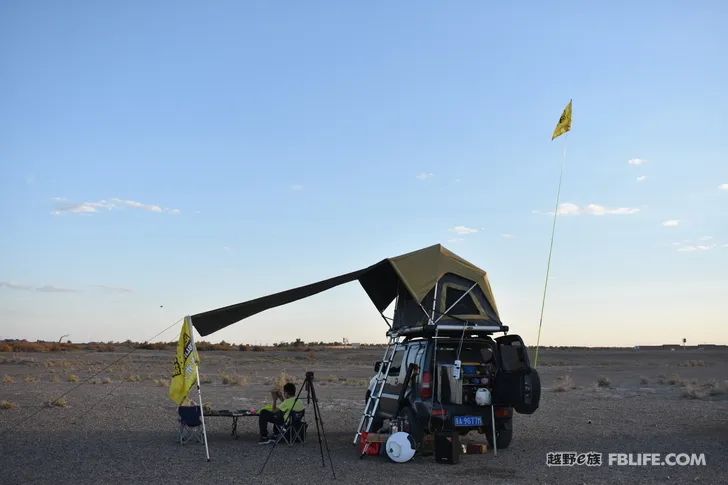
444,287,479,316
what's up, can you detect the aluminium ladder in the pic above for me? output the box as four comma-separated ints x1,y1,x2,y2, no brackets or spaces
353,334,401,447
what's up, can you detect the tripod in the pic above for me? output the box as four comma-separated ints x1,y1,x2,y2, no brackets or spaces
258,372,336,479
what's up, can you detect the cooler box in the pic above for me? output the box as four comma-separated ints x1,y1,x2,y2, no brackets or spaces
359,432,386,456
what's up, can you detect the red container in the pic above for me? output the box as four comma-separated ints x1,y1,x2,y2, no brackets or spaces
359,432,383,456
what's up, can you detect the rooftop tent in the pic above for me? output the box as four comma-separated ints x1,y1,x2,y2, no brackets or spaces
190,244,502,336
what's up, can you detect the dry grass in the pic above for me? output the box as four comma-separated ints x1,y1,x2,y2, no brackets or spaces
553,375,576,392
681,380,727,400
0,400,17,410
2,374,15,384
102,377,113,384
221,373,249,386
273,371,296,392
667,374,685,386
124,374,142,382
24,376,39,383
596,376,611,388
67,374,79,382
679,359,707,367
200,375,213,384
153,378,169,387
44,397,69,408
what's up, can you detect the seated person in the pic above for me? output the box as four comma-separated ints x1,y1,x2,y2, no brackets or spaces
258,382,304,443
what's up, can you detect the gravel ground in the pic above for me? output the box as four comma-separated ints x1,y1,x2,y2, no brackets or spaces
1,348,727,484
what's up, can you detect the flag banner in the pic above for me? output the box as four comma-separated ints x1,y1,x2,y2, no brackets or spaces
551,99,572,140
169,316,200,404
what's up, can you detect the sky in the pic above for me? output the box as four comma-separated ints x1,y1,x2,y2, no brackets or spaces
1,1,727,347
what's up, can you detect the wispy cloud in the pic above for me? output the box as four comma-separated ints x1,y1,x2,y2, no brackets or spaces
416,172,434,181
636,175,647,182
450,225,479,235
52,197,180,215
91,285,133,294
1,281,78,293
501,233,515,239
719,183,728,191
628,158,648,166
290,184,304,191
662,219,680,227
536,202,640,216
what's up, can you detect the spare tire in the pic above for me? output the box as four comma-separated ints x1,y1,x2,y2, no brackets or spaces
514,368,541,414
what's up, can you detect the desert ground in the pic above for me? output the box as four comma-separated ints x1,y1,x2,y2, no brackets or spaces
1,346,727,484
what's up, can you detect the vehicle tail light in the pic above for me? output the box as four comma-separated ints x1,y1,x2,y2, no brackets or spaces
495,407,513,418
431,408,448,417
420,371,432,399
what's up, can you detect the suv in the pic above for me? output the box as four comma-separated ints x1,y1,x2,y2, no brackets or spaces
366,332,540,449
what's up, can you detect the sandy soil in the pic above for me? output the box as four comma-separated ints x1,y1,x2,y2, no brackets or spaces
1,347,727,484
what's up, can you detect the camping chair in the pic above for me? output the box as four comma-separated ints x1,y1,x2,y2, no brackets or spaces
273,409,307,445
178,406,204,444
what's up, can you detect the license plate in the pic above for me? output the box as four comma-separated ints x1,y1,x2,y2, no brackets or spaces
454,415,483,427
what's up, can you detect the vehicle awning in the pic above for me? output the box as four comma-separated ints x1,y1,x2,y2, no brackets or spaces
191,244,500,336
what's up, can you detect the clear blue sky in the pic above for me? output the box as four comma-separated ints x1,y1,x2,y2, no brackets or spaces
1,1,726,346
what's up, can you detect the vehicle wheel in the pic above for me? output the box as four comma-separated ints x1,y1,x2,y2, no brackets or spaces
484,418,513,449
401,406,424,448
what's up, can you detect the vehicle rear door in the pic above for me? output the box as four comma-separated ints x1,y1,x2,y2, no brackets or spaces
493,335,541,414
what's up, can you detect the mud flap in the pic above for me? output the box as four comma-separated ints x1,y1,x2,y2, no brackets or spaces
493,335,541,414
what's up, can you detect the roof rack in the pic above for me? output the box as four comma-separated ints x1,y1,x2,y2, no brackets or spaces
389,323,509,338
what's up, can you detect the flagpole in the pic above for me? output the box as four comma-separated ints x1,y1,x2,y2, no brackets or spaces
189,320,211,462
534,134,568,368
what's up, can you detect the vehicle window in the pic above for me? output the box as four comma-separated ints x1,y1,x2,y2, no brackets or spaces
388,347,406,375
403,343,422,375
444,287,479,315
435,342,492,364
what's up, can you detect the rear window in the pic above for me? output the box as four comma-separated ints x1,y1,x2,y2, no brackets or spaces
435,342,493,364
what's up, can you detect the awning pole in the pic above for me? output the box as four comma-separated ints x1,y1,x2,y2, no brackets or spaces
189,327,210,462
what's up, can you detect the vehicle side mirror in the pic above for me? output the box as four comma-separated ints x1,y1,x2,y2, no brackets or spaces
374,361,382,373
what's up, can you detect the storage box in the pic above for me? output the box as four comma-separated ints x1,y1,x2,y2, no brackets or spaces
466,443,489,454
434,431,461,464
359,432,387,456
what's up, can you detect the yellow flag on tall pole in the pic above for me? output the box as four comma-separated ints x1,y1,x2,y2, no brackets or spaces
169,316,199,404
551,99,572,140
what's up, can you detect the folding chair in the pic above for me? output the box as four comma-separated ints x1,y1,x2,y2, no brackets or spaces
178,406,204,444
273,409,307,445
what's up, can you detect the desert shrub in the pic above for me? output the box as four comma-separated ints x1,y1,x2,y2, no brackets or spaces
200,375,213,384
44,397,69,408
667,374,685,386
0,400,17,409
707,380,727,396
2,374,15,384
0,344,12,352
554,375,576,392
274,371,296,391
680,360,707,368
251,346,265,352
153,378,169,387
682,384,708,400
221,373,249,386
24,376,39,383
596,376,611,388
101,377,113,384
67,374,79,382
639,376,649,385
124,374,142,382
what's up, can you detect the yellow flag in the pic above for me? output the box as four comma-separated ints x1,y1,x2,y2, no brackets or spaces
551,100,572,140
168,316,200,404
